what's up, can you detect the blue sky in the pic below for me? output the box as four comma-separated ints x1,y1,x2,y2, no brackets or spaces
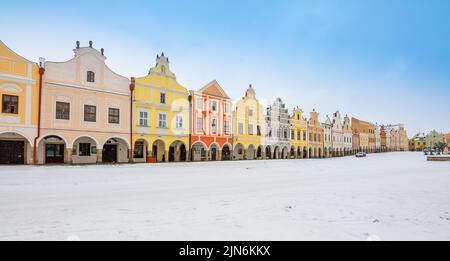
2,0,449,136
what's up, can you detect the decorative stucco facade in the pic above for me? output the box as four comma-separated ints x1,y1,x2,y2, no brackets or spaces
265,98,291,159
37,41,131,165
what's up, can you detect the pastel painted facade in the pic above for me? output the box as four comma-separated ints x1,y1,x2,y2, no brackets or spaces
398,124,408,151
132,53,190,163
331,111,344,157
409,132,426,151
385,126,392,151
380,125,387,152
37,41,131,165
265,98,290,159
352,117,370,153
374,124,381,152
233,85,265,160
322,116,332,158
343,115,353,155
307,110,324,158
190,80,232,161
424,130,445,150
289,107,309,158
368,123,376,153
0,41,40,164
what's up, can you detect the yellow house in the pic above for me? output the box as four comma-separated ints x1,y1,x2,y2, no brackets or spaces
290,107,309,158
0,41,40,164
233,85,265,160
132,53,190,163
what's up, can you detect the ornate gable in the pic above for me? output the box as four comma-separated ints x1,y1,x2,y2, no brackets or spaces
199,80,230,99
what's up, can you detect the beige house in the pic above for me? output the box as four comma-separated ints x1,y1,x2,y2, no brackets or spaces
36,41,131,164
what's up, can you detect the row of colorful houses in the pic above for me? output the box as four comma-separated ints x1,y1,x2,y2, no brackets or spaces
0,40,409,165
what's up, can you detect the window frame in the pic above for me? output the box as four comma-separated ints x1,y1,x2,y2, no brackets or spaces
108,108,120,124
83,105,97,122
2,94,19,114
55,101,70,120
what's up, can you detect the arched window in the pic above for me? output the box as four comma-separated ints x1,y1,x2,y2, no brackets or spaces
87,71,95,83
161,65,166,74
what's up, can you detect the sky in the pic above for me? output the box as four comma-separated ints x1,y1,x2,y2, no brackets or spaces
1,0,449,136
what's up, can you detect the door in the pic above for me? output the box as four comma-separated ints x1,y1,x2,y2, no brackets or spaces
0,141,25,165
45,144,65,164
103,145,117,163
211,148,217,161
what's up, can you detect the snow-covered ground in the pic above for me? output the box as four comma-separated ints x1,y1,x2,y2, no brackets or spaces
0,152,449,241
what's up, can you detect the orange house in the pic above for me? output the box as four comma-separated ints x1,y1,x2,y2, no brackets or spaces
190,80,232,161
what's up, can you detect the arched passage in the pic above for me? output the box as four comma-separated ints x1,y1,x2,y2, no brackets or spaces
290,146,296,159
265,146,272,159
102,137,129,163
191,142,207,162
273,146,280,159
0,132,32,165
222,144,232,161
233,143,245,160
169,140,187,162
133,139,148,163
72,136,98,164
246,145,256,160
257,146,263,159
282,147,289,159
152,140,166,162
210,143,219,161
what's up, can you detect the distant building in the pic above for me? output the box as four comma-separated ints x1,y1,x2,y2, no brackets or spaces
425,130,445,150
342,115,353,155
331,111,344,157
409,133,426,152
290,107,309,158
322,116,332,158
308,110,324,158
265,98,290,159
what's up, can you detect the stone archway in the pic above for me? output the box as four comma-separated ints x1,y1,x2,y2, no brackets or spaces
169,140,187,162
265,146,272,159
257,146,263,159
103,137,129,163
152,140,166,162
282,147,289,159
191,142,207,162
290,146,296,159
133,139,149,163
222,144,232,161
246,145,256,160
210,143,219,161
233,143,245,160
72,136,99,164
1,132,33,165
273,146,280,159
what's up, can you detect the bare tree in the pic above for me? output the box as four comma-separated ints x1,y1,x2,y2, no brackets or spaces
435,142,447,155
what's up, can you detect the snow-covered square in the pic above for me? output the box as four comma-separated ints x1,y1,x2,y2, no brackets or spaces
0,152,449,241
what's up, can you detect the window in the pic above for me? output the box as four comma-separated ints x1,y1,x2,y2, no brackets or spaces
161,65,166,74
196,117,203,131
314,134,317,142
291,131,295,140
176,115,183,129
56,102,70,120
212,118,217,132
212,101,217,112
224,103,229,114
224,120,230,133
139,111,148,126
196,98,203,110
303,132,307,141
248,108,253,117
108,108,120,124
297,132,301,141
238,123,244,135
284,130,288,139
79,143,91,156
158,113,167,128
84,105,96,122
309,133,312,141
2,95,18,114
87,71,95,83
248,124,253,135
257,125,261,136
160,93,166,104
